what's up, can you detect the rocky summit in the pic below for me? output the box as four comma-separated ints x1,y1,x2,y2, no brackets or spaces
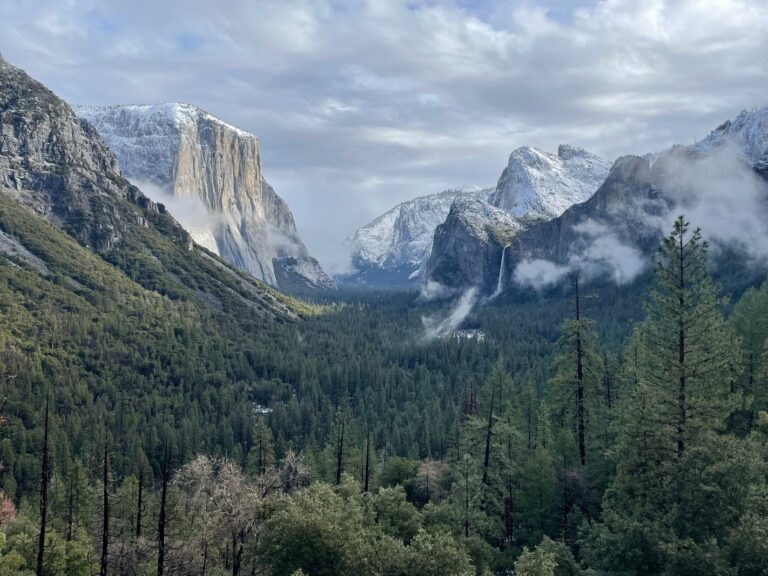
342,186,492,287
424,197,524,295
488,144,611,219
75,103,333,291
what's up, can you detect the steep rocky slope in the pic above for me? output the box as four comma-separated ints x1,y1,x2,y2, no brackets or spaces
501,107,768,291
74,103,332,291
424,198,524,294
346,144,609,290
489,144,610,218
0,54,309,320
343,186,491,286
421,145,610,295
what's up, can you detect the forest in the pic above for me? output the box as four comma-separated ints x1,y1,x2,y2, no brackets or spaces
1,214,768,575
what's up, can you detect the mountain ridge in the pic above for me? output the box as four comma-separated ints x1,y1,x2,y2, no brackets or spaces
342,185,492,287
74,102,333,292
0,54,310,321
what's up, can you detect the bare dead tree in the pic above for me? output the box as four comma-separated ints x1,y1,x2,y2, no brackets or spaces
36,398,50,576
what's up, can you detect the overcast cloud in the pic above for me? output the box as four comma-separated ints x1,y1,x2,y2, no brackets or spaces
1,0,766,269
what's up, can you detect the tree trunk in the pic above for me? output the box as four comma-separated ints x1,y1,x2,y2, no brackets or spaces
335,417,345,485
677,229,687,457
136,468,143,539
100,440,110,576
363,430,371,493
157,448,170,576
66,470,75,542
574,273,587,466
481,377,497,488
36,399,50,576
232,529,244,576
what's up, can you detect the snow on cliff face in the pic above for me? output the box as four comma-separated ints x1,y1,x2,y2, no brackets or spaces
75,103,332,289
424,197,525,294
344,186,492,285
345,143,609,288
442,197,524,245
692,107,768,168
489,144,611,219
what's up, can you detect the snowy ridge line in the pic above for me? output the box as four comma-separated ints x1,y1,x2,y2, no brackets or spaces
75,103,257,141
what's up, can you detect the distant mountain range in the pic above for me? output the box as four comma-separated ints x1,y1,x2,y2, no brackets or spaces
501,107,768,295
340,186,492,287
343,145,611,289
343,108,768,297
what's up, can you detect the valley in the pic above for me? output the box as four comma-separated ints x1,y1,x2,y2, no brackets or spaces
1,19,768,575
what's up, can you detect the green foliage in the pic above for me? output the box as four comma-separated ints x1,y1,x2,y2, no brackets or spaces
585,217,766,576
0,518,91,576
257,482,474,576
515,543,557,576
3,196,768,576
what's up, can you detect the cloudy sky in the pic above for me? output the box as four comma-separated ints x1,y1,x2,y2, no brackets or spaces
1,0,767,270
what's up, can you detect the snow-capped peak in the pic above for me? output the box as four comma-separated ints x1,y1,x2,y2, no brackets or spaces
488,144,611,219
77,103,256,140
445,197,524,245
692,106,768,166
342,186,493,285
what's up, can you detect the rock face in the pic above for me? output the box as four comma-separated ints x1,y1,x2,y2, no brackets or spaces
343,186,492,287
74,103,332,291
274,256,336,294
501,107,768,290
422,145,609,295
693,107,768,168
424,198,524,294
0,57,151,251
504,154,670,275
0,54,304,320
489,145,611,218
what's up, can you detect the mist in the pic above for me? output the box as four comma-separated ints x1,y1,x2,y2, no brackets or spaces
421,288,479,340
514,138,768,290
513,219,646,290
133,181,222,229
659,141,768,261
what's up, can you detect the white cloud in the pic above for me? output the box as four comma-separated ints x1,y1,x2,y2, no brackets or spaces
513,259,571,289
1,0,767,270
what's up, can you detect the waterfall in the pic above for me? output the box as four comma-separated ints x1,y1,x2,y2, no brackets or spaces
491,245,509,299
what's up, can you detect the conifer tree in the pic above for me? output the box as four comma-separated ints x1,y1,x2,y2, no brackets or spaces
730,282,768,416
635,217,738,457
548,273,603,466
36,399,50,576
589,217,743,574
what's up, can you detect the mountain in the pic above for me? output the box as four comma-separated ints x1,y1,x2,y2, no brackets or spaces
489,144,611,218
0,54,309,320
424,198,524,294
501,107,768,292
692,107,768,172
74,103,333,291
422,145,610,295
345,145,610,291
342,186,492,287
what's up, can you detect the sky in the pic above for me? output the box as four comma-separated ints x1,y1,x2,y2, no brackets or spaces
1,0,767,271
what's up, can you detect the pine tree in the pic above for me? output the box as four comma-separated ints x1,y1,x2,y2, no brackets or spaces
730,282,768,417
589,217,743,574
635,217,738,457
100,439,110,576
547,273,603,466
36,399,50,576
